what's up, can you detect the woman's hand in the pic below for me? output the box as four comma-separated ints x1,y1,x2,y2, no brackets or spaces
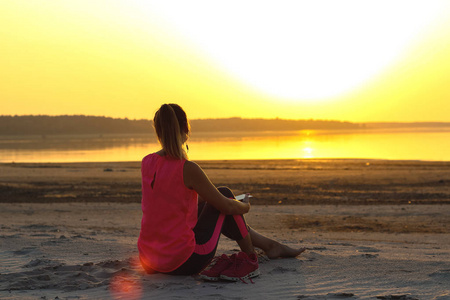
242,193,251,204
237,198,250,214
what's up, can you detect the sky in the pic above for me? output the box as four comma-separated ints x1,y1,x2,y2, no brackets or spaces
1,0,449,122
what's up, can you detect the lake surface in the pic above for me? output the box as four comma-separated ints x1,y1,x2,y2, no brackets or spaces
1,129,449,163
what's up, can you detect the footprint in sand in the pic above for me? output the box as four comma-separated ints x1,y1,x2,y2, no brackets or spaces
23,258,62,268
0,258,138,292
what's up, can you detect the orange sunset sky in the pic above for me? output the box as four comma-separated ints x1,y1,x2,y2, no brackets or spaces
1,0,449,122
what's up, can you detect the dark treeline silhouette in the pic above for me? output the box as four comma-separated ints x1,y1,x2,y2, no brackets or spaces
192,117,363,132
1,115,362,135
0,115,152,135
1,115,448,136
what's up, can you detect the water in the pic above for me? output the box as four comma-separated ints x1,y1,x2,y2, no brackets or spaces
0,129,449,163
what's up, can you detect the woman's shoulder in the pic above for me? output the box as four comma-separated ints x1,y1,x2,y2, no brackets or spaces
141,153,163,170
142,152,157,163
183,160,203,190
184,160,200,170
183,160,202,175
183,160,205,181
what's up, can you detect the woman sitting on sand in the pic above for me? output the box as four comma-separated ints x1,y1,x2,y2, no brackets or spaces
138,103,305,282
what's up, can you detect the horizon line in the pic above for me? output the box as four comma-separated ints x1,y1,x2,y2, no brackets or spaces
1,114,450,124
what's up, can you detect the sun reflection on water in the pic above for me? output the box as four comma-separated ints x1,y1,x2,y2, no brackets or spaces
0,130,449,162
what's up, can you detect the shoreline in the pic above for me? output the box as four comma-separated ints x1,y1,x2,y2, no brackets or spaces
1,159,448,205
2,157,450,164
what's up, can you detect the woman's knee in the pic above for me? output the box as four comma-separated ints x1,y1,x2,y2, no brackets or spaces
217,186,234,198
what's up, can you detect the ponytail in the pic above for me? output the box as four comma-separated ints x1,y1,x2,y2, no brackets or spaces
153,104,190,160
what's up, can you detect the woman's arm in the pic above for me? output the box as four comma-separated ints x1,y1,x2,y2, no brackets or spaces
183,161,250,215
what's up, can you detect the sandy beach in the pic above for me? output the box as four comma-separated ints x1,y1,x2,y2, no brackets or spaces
1,160,449,299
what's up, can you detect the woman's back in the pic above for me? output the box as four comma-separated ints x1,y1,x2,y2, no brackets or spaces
138,153,198,272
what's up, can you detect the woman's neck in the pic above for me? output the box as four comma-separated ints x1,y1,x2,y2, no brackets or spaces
155,149,187,160
156,149,165,157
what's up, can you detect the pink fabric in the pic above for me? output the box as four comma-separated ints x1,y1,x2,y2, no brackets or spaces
194,214,226,255
194,213,248,255
233,215,249,239
138,153,198,273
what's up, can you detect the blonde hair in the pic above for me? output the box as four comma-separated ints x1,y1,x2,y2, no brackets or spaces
153,104,190,160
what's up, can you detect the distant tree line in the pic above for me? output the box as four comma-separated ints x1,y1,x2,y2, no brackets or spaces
1,115,447,136
191,117,364,132
0,115,152,135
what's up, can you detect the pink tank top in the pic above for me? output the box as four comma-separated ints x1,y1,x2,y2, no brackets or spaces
137,153,198,272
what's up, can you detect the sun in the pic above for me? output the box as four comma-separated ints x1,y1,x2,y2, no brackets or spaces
132,0,445,102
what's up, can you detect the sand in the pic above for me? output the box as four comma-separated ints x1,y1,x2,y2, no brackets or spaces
0,160,449,299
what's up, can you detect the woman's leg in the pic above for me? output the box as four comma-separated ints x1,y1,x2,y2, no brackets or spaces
168,199,229,275
217,186,305,258
198,186,304,263
249,227,306,258
216,187,255,255
173,190,254,275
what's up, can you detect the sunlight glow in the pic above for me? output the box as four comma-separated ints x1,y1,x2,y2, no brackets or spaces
139,0,444,101
1,0,449,121
302,146,314,159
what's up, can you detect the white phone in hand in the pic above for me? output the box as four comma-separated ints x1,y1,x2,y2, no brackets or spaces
235,193,252,203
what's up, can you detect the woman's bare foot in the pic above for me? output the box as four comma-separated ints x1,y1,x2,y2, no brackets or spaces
248,228,306,259
265,241,306,259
